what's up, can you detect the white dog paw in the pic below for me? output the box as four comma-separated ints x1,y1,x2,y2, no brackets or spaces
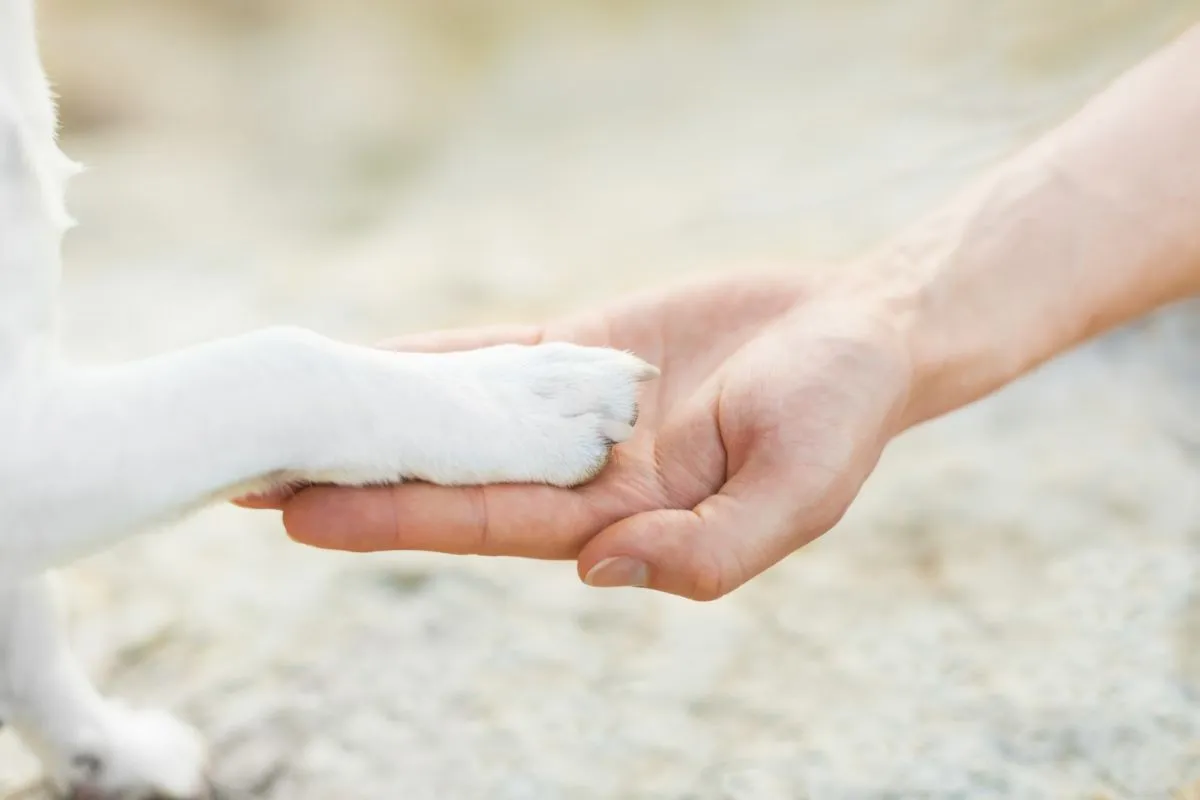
58,703,209,800
429,342,658,487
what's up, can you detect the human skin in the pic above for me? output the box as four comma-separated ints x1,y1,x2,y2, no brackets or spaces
240,22,1200,601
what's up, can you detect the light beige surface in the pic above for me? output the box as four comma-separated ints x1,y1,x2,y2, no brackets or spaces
4,0,1200,796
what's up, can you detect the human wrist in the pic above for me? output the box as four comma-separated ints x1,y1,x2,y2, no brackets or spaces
838,247,1041,434
843,147,1200,433
831,154,1080,432
823,24,1200,433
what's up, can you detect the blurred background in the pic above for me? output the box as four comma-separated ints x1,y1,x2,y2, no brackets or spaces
6,0,1200,796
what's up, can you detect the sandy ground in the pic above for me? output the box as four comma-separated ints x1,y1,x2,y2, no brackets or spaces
4,0,1200,796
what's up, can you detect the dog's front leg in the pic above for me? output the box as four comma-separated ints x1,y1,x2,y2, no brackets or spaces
0,573,208,798
0,328,653,576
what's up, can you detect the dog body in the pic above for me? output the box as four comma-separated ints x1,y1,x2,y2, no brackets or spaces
0,2,651,795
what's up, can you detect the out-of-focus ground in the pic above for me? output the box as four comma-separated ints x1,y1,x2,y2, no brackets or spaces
4,0,1200,796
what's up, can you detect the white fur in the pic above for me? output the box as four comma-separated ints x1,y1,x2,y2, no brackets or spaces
0,3,655,796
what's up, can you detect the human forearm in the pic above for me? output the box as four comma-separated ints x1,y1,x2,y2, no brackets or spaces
855,23,1200,429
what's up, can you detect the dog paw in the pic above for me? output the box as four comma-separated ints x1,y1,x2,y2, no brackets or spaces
58,704,209,800
424,342,658,487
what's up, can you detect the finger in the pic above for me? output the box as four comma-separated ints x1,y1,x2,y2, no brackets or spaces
231,490,290,510
378,324,544,353
576,465,847,601
231,482,308,510
280,479,611,559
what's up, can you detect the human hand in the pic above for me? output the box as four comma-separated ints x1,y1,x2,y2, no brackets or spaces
239,269,915,600
241,22,1200,600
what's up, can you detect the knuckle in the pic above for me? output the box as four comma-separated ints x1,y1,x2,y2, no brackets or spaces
466,486,493,555
687,552,734,602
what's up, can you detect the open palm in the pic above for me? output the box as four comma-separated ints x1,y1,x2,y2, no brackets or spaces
267,270,913,599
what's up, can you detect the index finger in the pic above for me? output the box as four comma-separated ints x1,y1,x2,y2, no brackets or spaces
378,323,545,354
279,479,606,559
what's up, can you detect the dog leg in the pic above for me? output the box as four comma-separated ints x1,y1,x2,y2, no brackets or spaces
0,0,653,578
0,3,655,580
0,329,654,577
0,574,208,799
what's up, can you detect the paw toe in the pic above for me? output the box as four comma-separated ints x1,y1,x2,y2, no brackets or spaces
576,441,617,486
600,419,635,444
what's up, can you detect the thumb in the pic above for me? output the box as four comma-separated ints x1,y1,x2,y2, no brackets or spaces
576,461,853,601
